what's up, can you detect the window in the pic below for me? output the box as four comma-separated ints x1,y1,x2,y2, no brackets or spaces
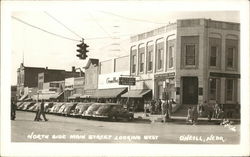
210,46,217,66
148,50,153,71
209,78,216,100
139,52,145,72
147,44,153,72
226,79,234,101
185,45,195,65
132,55,136,73
157,49,163,70
227,47,235,68
169,46,174,68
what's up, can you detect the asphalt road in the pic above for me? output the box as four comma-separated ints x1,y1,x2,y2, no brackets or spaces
11,111,240,144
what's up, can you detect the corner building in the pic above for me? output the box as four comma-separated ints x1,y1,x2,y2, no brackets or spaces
129,18,240,107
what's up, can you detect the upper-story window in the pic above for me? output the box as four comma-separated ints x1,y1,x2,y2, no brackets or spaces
138,46,145,73
181,36,199,68
147,43,153,72
210,46,217,66
139,52,145,72
185,45,195,65
132,55,137,74
169,46,174,68
226,39,238,70
131,48,137,74
227,47,235,68
156,41,164,71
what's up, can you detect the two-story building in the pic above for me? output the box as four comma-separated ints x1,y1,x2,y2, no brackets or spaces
129,18,240,109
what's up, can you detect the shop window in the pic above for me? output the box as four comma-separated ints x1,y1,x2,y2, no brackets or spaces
209,78,216,100
132,55,136,73
226,79,234,101
169,46,174,68
227,47,235,68
185,45,195,65
210,46,217,66
139,52,145,72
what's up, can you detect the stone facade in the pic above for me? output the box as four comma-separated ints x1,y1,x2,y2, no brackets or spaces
129,18,240,106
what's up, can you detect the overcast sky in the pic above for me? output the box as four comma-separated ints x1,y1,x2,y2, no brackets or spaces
9,2,240,85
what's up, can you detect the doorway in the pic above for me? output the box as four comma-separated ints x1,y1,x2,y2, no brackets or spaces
182,77,198,104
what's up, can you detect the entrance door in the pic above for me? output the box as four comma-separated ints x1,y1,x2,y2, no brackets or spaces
182,77,198,104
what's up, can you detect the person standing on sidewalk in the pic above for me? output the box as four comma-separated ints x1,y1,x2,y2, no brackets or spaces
11,98,16,120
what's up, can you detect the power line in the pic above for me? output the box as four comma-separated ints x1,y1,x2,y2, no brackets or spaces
44,11,82,39
12,16,80,42
99,10,168,25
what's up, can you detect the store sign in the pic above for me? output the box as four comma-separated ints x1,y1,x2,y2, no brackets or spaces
119,77,136,86
210,72,240,78
98,71,129,89
155,72,175,78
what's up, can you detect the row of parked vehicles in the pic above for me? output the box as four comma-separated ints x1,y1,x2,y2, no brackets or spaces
16,101,134,121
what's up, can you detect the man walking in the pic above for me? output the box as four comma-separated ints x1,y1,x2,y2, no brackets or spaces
34,100,48,121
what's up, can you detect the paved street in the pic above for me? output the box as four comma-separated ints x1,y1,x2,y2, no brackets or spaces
12,111,240,144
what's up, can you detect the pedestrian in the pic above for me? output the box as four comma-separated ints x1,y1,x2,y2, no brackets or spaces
186,107,192,124
11,98,16,120
150,99,155,114
192,106,199,125
214,101,220,119
34,101,41,121
35,100,48,121
158,99,162,114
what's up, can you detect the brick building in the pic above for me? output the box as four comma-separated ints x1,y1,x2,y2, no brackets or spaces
17,63,83,100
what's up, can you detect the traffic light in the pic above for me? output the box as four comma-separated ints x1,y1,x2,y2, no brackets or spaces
76,39,89,60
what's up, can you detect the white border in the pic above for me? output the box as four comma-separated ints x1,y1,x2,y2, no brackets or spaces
1,1,249,156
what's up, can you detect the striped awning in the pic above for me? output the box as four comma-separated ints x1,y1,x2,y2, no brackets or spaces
121,89,152,98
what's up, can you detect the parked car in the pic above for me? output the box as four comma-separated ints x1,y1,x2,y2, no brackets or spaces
45,102,54,113
22,102,36,110
50,102,64,114
17,102,29,110
71,103,92,117
27,102,40,111
16,102,24,108
62,102,77,116
82,103,103,119
93,103,134,121
57,103,67,115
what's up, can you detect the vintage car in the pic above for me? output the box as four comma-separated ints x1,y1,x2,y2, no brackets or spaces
17,102,29,110
16,102,24,108
44,102,54,113
93,103,134,121
82,103,103,119
61,102,78,116
71,103,92,117
50,102,64,114
27,102,40,111
22,102,36,110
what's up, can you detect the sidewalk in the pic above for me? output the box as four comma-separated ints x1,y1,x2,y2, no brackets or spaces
134,112,240,125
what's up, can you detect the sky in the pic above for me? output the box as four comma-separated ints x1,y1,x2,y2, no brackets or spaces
9,2,240,85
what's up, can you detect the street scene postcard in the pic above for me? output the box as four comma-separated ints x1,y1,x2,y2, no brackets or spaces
1,1,250,157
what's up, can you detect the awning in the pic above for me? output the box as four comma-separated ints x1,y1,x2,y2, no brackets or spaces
92,88,127,98
80,95,92,98
19,94,28,101
31,93,59,100
50,92,64,99
121,89,152,98
68,94,81,99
